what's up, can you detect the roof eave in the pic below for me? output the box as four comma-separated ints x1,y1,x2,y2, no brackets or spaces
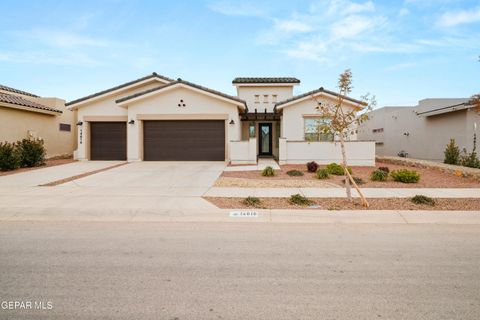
0,101,62,115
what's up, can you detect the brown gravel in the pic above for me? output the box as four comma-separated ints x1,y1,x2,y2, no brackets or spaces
219,162,480,188
214,177,340,188
0,158,75,176
205,197,480,211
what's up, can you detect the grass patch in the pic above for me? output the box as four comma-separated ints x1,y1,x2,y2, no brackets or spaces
261,166,275,177
316,168,330,179
286,169,304,177
242,196,264,208
288,194,312,206
391,169,420,183
411,195,436,206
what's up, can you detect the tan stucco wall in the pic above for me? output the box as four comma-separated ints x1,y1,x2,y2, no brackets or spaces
281,96,356,141
0,100,76,158
125,86,242,161
236,86,293,112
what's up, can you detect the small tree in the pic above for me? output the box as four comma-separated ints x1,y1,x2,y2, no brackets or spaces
313,69,376,205
444,139,460,165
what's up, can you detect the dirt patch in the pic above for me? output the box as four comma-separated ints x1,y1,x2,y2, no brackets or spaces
0,158,76,177
205,197,480,211
40,162,127,186
219,162,480,188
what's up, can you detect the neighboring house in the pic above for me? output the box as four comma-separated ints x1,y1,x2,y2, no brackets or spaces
357,98,480,162
0,84,76,158
66,72,375,165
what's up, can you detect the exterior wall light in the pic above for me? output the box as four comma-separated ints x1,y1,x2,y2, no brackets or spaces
76,121,83,126
128,120,135,124
229,120,235,125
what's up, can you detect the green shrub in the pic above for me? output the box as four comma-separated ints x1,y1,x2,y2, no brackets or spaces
444,139,460,165
411,195,436,206
243,196,263,208
390,169,420,183
0,142,21,171
378,166,390,173
370,169,388,182
17,139,46,167
261,166,275,177
459,148,480,168
326,163,352,175
289,194,312,206
306,161,319,172
316,168,330,179
287,170,304,177
343,176,365,185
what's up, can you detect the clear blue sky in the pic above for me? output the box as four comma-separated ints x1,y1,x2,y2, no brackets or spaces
1,0,479,107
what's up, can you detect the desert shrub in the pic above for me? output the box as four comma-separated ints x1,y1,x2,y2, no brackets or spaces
390,169,420,183
243,196,263,208
261,166,275,177
287,170,304,177
343,176,365,185
17,139,46,167
289,194,312,206
0,142,21,171
378,166,390,173
444,139,460,165
316,168,329,179
326,163,352,175
459,148,480,168
411,195,436,206
306,161,319,172
370,169,388,182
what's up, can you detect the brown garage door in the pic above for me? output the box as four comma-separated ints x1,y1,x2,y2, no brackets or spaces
90,122,127,160
143,120,225,161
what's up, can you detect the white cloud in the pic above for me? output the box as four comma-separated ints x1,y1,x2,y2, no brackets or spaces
331,15,377,39
399,8,410,17
438,7,480,27
276,20,312,33
207,1,267,17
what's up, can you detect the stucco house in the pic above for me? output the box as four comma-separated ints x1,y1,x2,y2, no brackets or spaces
0,84,76,158
357,98,479,162
66,73,374,165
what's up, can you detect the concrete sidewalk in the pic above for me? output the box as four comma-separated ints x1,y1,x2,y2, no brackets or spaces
205,187,480,198
0,161,124,187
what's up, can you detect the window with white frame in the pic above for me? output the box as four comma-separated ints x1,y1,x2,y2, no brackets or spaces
272,94,277,103
254,95,260,103
304,118,334,142
263,95,268,103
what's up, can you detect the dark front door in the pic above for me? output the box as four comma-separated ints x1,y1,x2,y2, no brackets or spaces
143,120,225,161
258,123,272,156
90,122,127,160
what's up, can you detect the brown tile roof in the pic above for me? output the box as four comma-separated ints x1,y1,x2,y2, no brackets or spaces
275,87,365,109
66,72,174,106
0,84,39,97
0,92,62,114
232,77,300,84
116,78,247,109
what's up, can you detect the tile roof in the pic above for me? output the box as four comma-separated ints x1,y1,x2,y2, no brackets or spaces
275,87,365,109
0,93,62,114
116,78,247,108
0,84,39,97
66,72,174,106
232,77,300,84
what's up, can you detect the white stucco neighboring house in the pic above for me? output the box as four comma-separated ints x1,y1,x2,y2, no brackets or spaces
66,73,375,166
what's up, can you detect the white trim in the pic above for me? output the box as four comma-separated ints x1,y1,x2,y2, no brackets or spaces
66,77,171,110
116,83,246,110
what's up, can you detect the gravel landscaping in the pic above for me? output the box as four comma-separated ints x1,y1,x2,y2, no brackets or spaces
206,197,480,211
219,161,480,188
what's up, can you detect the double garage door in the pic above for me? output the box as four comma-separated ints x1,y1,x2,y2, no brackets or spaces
90,120,225,161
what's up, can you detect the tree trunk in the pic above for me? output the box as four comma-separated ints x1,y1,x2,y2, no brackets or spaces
339,134,352,200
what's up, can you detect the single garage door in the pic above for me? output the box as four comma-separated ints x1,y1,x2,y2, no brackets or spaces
90,122,127,160
143,120,225,161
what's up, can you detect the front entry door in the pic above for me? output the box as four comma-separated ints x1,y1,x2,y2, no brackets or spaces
259,123,273,156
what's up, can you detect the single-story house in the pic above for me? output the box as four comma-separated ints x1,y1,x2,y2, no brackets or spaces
0,84,76,158
357,98,479,162
66,73,374,165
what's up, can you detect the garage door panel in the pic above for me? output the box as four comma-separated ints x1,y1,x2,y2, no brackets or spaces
90,122,127,160
144,120,225,161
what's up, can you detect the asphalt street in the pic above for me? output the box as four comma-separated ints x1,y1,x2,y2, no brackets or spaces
0,222,479,319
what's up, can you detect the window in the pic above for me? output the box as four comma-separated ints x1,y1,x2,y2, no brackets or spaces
272,94,277,103
304,118,333,142
59,123,71,132
254,95,260,103
263,95,268,103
